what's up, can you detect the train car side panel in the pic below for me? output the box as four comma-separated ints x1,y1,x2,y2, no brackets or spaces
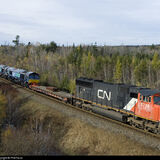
76,78,93,102
93,81,118,108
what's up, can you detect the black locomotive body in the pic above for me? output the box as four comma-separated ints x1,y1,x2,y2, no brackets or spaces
76,77,139,112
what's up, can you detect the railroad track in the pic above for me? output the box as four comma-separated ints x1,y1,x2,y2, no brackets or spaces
0,77,160,140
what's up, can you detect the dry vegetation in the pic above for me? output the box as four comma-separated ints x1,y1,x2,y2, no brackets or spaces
0,85,160,155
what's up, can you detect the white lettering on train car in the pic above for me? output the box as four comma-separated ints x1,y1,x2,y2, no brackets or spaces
97,89,111,101
138,103,151,113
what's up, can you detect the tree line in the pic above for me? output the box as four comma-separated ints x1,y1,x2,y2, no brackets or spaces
1,39,160,93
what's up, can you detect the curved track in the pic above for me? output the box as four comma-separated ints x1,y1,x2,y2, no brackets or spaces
0,77,160,140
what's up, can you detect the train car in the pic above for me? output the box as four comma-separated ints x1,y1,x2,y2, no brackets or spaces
12,68,27,84
0,65,9,77
76,77,138,110
24,71,40,87
75,77,160,133
0,65,6,76
6,67,16,80
0,64,40,86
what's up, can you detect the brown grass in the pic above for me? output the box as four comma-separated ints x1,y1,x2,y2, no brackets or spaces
60,118,160,155
21,100,160,155
1,99,160,155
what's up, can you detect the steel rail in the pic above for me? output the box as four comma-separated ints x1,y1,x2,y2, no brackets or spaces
0,77,160,139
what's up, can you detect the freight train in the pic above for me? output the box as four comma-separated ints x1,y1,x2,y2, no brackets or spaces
0,64,160,134
0,64,40,86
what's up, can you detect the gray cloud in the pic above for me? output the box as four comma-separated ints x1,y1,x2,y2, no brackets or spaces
0,0,160,45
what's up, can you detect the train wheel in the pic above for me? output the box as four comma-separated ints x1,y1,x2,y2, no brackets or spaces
122,115,128,123
153,128,159,134
129,120,133,126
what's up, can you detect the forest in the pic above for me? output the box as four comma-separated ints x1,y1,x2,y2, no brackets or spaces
1,37,160,93
1,37,160,155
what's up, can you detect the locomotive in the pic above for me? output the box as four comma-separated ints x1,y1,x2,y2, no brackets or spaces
74,77,160,133
0,64,160,133
0,64,40,86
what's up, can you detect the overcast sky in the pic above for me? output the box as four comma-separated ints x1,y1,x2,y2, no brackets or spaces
0,0,160,45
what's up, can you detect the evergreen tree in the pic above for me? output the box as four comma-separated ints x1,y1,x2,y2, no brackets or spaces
12,35,20,46
41,41,57,53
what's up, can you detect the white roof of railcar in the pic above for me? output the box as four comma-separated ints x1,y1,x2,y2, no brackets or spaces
7,67,16,71
13,68,27,74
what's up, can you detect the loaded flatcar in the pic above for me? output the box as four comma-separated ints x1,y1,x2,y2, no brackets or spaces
75,77,160,133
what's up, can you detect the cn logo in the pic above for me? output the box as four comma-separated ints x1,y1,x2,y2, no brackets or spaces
97,89,111,101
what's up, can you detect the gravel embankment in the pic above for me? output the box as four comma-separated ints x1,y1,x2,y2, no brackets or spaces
15,85,160,152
